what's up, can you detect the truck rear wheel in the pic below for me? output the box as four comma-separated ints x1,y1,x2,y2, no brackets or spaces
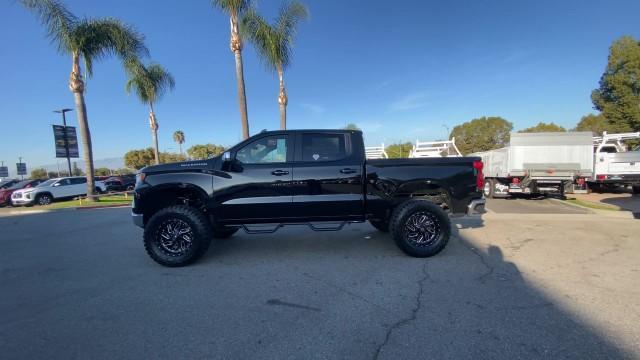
390,200,451,258
369,219,389,232
144,205,213,267
483,179,495,198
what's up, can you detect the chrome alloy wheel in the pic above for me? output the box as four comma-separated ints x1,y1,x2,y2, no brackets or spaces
403,211,441,247
157,219,194,256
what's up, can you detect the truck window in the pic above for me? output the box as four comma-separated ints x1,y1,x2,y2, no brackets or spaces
301,133,347,161
236,135,288,164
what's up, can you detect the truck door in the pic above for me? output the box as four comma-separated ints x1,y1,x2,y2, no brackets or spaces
290,132,364,221
216,134,294,222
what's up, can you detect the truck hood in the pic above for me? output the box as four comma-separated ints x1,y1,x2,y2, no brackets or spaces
141,158,218,174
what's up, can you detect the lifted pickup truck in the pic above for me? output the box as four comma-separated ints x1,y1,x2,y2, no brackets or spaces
132,129,485,267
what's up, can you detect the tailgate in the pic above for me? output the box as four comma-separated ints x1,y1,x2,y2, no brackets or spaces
607,152,640,174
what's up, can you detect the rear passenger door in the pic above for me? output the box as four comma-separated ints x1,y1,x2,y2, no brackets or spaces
290,132,364,221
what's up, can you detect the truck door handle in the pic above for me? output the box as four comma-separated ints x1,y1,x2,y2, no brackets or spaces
340,168,357,174
271,169,289,176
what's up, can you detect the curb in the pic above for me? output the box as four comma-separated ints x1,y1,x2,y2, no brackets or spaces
76,204,131,210
549,198,638,219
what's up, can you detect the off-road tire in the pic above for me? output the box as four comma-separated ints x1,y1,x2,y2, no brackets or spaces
369,219,389,232
213,227,239,239
35,193,53,206
144,205,213,267
389,200,451,258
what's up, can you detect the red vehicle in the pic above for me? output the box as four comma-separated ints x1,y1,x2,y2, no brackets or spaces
0,179,44,206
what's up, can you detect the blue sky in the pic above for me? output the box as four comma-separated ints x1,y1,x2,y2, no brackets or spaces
1,0,639,174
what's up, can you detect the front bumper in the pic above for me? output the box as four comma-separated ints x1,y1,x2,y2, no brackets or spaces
132,212,144,228
467,198,486,216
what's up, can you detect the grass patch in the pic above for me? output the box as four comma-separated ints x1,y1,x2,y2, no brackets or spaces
565,198,620,211
12,194,132,211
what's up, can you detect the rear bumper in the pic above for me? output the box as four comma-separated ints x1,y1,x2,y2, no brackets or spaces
467,198,486,216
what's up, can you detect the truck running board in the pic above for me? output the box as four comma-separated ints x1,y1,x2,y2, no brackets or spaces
240,221,356,234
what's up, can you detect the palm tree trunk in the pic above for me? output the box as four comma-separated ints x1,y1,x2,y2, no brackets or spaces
149,103,160,165
277,63,288,130
230,15,250,139
69,53,96,201
179,143,182,155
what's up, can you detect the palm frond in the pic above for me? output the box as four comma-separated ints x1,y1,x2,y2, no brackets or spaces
125,62,175,105
19,0,77,53
173,130,185,144
211,0,249,16
72,18,149,77
241,1,307,71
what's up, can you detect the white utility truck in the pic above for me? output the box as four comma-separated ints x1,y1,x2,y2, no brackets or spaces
365,143,389,159
591,132,640,194
472,132,593,198
409,139,462,158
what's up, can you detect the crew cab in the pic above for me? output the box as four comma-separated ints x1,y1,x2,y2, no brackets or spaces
132,130,485,267
11,176,107,206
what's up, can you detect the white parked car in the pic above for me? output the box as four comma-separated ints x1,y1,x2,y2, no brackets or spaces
11,177,107,206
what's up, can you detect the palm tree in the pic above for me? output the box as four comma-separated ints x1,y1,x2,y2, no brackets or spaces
211,0,251,139
20,0,148,201
173,130,185,155
125,62,176,164
241,1,308,130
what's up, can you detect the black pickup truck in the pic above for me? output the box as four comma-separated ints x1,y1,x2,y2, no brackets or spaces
132,129,485,266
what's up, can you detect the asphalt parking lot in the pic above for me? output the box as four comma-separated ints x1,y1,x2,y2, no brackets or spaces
1,202,639,359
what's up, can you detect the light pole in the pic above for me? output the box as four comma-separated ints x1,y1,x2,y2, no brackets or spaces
54,108,73,176
442,124,450,140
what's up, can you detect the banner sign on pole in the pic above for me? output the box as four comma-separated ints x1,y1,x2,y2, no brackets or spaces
16,163,27,176
53,125,79,158
0,166,8,178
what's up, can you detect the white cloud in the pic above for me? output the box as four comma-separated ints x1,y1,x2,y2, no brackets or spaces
299,103,325,113
390,92,430,111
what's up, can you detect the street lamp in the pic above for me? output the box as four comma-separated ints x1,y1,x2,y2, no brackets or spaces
54,108,73,176
442,124,450,140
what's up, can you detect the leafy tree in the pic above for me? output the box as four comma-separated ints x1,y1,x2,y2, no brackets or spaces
575,113,610,135
592,36,640,132
187,144,226,160
385,142,413,158
115,168,135,175
21,0,148,201
94,167,112,176
450,116,513,154
48,171,68,178
519,122,566,133
211,0,251,139
125,62,175,165
30,168,48,179
124,148,155,169
160,152,187,164
173,130,185,154
241,1,308,130
343,123,360,130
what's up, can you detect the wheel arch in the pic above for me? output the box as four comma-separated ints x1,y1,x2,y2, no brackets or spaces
140,183,210,225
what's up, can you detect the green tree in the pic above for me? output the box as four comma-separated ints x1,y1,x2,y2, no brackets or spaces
30,168,48,179
125,62,175,165
124,148,156,170
21,0,148,201
211,0,251,139
519,122,566,133
48,171,68,178
173,130,185,154
575,113,610,135
160,152,187,164
343,123,360,130
385,142,413,158
241,1,308,130
115,168,134,175
94,167,112,176
187,144,226,160
450,116,513,154
592,36,640,132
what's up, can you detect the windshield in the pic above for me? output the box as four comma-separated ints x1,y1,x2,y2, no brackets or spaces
8,180,31,190
37,179,57,187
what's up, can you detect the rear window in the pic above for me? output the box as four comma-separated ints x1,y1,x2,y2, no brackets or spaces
70,177,87,185
301,133,347,162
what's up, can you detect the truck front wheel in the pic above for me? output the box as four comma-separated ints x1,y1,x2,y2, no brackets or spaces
144,205,213,267
390,200,451,258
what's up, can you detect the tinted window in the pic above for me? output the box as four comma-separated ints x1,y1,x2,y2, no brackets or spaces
301,133,347,162
56,179,71,186
236,135,288,164
37,179,57,187
70,177,87,185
